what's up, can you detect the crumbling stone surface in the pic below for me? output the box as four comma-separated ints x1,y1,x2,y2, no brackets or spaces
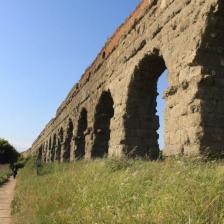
31,0,224,162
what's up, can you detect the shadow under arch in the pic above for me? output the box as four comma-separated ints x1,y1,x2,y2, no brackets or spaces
48,137,52,162
194,0,224,158
124,52,167,159
43,141,48,162
51,134,57,162
37,145,43,161
56,127,64,162
92,91,114,158
63,118,74,162
75,108,88,160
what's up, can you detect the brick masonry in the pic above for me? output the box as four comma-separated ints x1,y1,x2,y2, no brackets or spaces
31,0,224,162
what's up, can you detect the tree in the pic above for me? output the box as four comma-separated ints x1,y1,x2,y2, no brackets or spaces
0,138,19,164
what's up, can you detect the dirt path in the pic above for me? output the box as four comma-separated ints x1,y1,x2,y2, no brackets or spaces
0,177,16,224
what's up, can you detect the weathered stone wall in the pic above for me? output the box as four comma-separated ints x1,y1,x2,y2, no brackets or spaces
32,0,224,162
195,0,224,157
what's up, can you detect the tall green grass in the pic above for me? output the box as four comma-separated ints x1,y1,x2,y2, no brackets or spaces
0,164,11,185
12,158,224,224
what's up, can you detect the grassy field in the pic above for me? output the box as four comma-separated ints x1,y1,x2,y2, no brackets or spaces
0,164,11,185
12,157,224,224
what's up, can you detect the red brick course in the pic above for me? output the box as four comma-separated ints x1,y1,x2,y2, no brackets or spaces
57,0,149,115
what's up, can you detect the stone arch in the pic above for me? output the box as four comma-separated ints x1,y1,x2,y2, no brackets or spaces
124,53,167,159
51,134,57,162
37,145,43,161
75,108,88,160
43,141,48,162
48,137,52,162
63,118,74,162
42,142,46,162
92,91,114,158
56,127,64,162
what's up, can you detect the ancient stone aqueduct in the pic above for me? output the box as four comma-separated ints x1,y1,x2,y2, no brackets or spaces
32,0,224,162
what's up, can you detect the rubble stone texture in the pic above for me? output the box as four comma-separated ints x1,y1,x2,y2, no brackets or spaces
31,0,224,162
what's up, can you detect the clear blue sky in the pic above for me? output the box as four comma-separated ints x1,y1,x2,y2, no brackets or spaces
0,0,168,152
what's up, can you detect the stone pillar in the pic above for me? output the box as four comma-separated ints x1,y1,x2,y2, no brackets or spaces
69,137,76,162
163,67,203,156
85,128,94,160
60,142,65,163
195,1,224,157
108,103,126,158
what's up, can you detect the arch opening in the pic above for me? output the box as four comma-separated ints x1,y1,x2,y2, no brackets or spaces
124,54,168,159
92,91,114,158
37,145,43,161
48,137,52,162
75,108,88,160
56,128,63,162
51,134,56,162
157,69,169,151
43,142,48,162
63,119,73,162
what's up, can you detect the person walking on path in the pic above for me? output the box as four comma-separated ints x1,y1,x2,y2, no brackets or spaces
12,167,17,179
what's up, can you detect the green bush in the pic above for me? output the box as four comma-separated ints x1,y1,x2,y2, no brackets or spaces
0,165,11,185
0,138,19,164
14,157,29,170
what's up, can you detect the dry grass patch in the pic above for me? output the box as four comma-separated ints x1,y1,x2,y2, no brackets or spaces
12,157,224,224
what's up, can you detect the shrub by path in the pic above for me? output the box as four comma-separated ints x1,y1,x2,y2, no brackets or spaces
0,177,16,224
0,165,12,185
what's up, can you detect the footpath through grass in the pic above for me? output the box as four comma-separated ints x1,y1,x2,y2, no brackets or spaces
12,158,224,224
0,164,11,185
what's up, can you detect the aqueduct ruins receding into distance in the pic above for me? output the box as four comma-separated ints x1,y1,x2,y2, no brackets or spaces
32,0,224,162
